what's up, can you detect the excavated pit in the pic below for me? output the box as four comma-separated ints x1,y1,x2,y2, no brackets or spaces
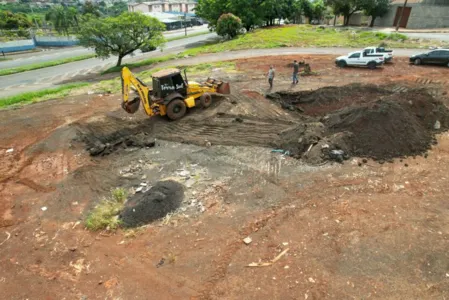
270,85,449,164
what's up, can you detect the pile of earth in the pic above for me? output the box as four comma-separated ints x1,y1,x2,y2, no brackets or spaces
271,86,449,164
267,84,392,116
120,180,184,227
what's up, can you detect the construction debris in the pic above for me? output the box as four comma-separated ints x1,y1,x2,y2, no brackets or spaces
243,237,252,245
247,248,290,267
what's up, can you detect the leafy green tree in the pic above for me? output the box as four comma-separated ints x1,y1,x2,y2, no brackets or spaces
82,1,101,17
216,13,242,39
326,0,365,26
78,12,165,67
364,0,391,27
312,0,326,21
228,0,264,31
194,0,228,29
45,5,79,35
108,2,128,16
0,11,32,29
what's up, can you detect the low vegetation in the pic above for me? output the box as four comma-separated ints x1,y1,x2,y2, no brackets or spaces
0,54,96,76
102,54,178,74
165,30,210,42
183,26,423,56
85,188,127,231
0,82,89,108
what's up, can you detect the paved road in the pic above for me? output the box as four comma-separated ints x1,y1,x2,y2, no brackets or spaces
0,32,218,97
0,25,210,70
0,45,425,98
400,32,449,42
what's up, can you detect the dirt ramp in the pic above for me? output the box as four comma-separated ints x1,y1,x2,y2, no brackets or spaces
120,181,184,227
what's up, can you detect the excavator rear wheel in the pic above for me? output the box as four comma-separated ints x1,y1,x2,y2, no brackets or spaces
166,99,187,120
200,93,212,108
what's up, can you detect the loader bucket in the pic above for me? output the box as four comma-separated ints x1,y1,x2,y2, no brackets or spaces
122,97,140,114
217,82,230,95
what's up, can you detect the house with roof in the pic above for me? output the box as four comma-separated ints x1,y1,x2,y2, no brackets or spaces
374,0,449,29
128,1,197,14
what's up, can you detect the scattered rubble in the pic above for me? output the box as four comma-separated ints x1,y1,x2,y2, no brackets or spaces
88,132,155,156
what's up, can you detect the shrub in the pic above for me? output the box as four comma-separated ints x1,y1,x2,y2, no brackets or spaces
85,188,128,231
216,13,242,40
387,33,407,41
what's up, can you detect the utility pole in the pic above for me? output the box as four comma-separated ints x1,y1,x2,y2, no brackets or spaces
184,12,187,36
29,4,40,29
395,0,408,31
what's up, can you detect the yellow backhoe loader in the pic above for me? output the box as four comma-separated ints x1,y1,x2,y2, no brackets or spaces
121,66,230,120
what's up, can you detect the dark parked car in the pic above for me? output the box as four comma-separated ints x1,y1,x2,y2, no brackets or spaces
410,49,449,67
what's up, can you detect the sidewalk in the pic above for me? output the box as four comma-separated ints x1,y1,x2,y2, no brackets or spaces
377,27,449,34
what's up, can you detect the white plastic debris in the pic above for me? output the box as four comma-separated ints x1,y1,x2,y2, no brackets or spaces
135,186,143,193
178,170,190,177
6,148,14,153
41,206,48,211
243,237,252,245
434,120,441,130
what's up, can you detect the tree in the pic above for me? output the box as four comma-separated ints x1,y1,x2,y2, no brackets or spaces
312,0,327,21
301,0,314,21
364,0,390,27
82,1,101,17
0,11,32,30
195,0,228,29
78,12,165,67
45,5,79,35
326,0,365,26
216,13,242,39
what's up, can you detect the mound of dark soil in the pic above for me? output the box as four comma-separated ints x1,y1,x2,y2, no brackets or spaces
275,87,449,163
120,180,184,228
267,84,392,116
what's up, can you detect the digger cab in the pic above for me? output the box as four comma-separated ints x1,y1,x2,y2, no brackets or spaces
151,69,188,100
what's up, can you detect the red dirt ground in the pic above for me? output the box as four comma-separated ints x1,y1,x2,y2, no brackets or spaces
1,55,449,299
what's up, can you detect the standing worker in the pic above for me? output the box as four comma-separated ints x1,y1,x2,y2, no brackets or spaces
267,65,275,89
292,60,299,85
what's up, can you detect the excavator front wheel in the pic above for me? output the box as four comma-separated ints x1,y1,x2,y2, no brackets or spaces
166,98,187,120
200,93,212,108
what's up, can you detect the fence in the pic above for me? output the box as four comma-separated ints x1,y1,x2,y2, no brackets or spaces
0,35,80,53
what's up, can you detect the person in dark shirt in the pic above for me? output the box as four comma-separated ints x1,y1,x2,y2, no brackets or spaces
267,65,275,89
292,60,299,85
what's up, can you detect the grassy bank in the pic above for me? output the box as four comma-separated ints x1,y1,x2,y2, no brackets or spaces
102,54,178,74
103,25,437,74
0,54,96,76
0,82,89,108
165,30,210,42
183,25,435,56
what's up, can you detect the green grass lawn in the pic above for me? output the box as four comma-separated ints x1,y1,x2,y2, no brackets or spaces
0,54,96,76
183,25,437,56
0,82,89,108
165,30,210,42
103,25,438,74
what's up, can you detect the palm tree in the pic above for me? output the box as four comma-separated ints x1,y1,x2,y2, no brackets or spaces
45,5,78,36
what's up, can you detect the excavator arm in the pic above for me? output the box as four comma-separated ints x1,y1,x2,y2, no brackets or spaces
121,67,159,117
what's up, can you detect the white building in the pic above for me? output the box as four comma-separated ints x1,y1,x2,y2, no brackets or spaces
128,1,197,14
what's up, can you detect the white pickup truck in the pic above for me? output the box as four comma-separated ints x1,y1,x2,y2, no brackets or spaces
335,51,385,69
363,47,394,62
